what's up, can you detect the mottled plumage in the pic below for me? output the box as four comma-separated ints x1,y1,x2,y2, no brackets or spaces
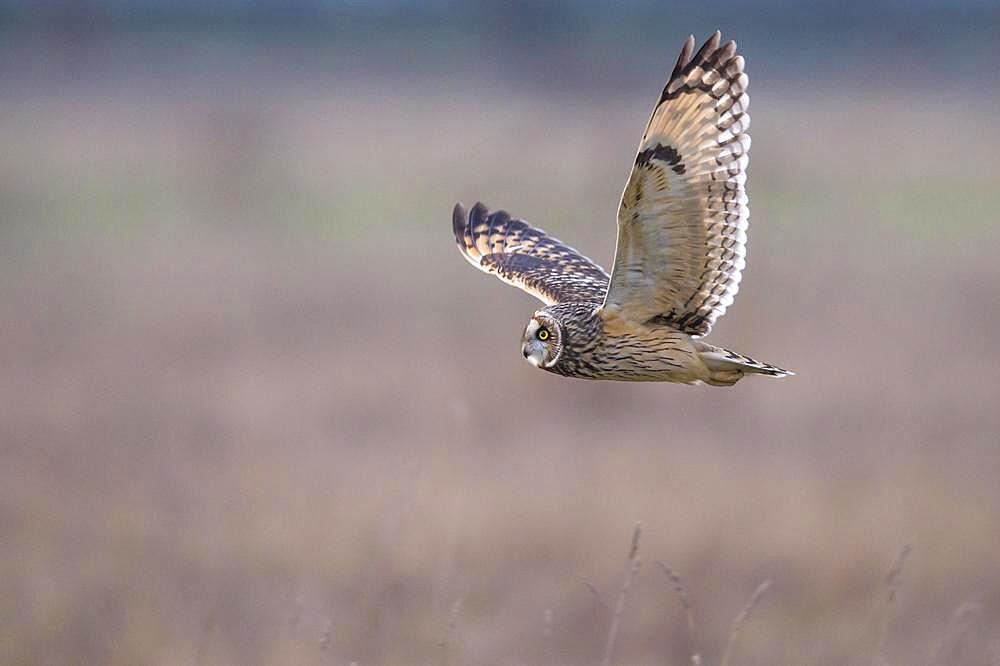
451,31,792,386
453,203,609,305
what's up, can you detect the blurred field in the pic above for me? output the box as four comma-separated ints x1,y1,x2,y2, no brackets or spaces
3,8,1000,666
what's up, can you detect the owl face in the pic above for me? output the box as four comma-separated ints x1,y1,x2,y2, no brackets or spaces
521,312,563,368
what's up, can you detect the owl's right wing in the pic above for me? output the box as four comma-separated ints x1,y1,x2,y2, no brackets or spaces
603,32,751,337
452,202,610,305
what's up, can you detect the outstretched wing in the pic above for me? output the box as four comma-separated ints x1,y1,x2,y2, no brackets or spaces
603,31,750,337
453,202,609,305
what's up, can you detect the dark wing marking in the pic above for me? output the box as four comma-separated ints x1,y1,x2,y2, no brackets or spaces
603,31,750,337
452,202,609,305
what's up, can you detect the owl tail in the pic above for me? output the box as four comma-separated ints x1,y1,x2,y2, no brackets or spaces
695,342,794,386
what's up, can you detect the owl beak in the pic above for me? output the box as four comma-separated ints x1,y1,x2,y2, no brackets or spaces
522,342,541,367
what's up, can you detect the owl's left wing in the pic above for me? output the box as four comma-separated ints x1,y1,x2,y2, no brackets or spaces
453,202,610,305
603,32,750,337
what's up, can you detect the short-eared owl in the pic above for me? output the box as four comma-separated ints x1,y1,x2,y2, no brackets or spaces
452,31,792,386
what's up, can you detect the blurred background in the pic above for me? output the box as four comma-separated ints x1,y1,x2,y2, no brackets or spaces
2,1,999,664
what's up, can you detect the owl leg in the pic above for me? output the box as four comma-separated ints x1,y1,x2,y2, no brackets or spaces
703,369,744,386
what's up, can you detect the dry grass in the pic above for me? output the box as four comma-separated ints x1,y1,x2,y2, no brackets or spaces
600,523,642,666
656,561,701,664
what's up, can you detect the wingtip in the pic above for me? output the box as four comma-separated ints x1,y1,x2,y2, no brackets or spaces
469,201,490,228
452,201,467,237
693,30,722,65
675,34,695,70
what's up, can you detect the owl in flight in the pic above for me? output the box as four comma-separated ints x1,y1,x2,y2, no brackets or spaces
452,31,792,385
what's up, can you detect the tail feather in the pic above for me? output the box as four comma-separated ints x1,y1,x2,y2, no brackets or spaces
695,342,793,385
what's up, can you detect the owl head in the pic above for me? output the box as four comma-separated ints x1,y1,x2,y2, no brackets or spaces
521,310,564,368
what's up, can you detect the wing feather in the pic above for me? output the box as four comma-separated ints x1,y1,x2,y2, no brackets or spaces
453,202,609,305
603,31,751,337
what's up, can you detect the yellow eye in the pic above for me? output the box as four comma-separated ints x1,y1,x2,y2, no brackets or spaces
537,328,550,341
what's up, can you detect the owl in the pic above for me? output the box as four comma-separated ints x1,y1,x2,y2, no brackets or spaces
452,31,792,386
